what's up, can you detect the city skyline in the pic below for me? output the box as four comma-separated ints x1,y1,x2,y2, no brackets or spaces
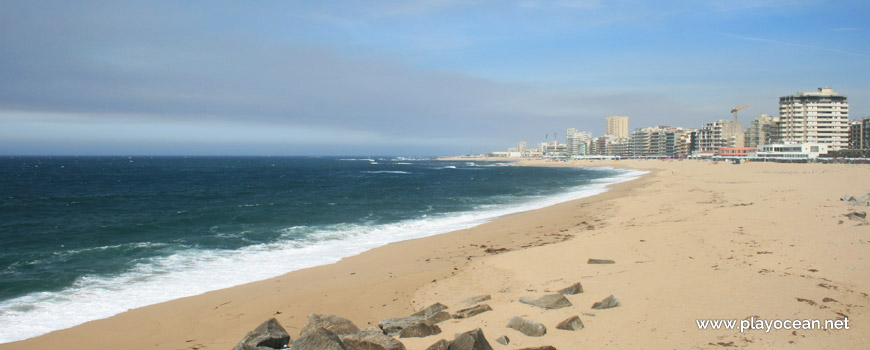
1,1,868,156
498,87,863,158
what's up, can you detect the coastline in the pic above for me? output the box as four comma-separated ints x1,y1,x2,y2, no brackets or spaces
3,160,869,349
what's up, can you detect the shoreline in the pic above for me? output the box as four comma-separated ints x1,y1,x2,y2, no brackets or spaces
0,162,647,349
3,159,869,349
0,161,641,344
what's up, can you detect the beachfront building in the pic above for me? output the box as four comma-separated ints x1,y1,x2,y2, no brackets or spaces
540,140,568,157
629,126,670,157
745,113,780,148
777,87,850,150
849,118,870,150
591,135,630,157
665,128,696,158
755,143,829,160
605,116,630,138
566,129,593,156
718,147,757,158
508,141,528,153
695,120,744,155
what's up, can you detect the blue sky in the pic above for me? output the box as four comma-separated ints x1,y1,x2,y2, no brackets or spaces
1,0,867,156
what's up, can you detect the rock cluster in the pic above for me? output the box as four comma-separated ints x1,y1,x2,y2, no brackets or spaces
232,266,622,350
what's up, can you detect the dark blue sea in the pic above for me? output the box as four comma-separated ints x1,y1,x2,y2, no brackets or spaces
0,156,643,342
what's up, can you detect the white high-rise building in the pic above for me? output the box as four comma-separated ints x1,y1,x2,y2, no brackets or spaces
778,87,850,150
696,120,744,154
566,129,592,156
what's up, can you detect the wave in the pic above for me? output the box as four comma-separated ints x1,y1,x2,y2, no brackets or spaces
0,167,645,344
361,171,411,174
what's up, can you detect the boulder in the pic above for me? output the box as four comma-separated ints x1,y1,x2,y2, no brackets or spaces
426,339,450,350
448,328,492,350
558,282,583,295
411,303,452,324
850,194,870,206
841,194,855,201
587,258,615,264
425,311,452,324
591,295,621,310
292,327,346,350
461,294,491,306
495,335,510,345
302,314,360,336
412,303,449,317
519,294,572,309
452,304,492,319
341,327,406,350
845,211,867,220
555,316,584,331
399,322,442,338
232,318,291,350
507,316,547,337
379,316,425,335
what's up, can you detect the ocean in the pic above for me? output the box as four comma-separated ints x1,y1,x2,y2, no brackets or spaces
0,156,643,343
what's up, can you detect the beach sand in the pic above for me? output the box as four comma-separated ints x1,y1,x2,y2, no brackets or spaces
2,160,869,349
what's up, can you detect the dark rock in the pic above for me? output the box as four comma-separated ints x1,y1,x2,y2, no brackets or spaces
399,322,442,338
448,328,492,350
452,304,492,319
587,258,615,264
556,316,584,331
495,335,510,345
426,339,450,350
411,303,452,324
461,294,491,306
412,303,449,317
379,317,425,335
426,311,452,324
558,282,583,295
592,295,620,309
302,314,360,336
517,347,557,350
292,327,346,350
519,294,572,309
845,211,866,220
341,327,406,350
232,318,291,350
507,316,547,337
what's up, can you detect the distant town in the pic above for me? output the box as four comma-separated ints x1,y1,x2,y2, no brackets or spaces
486,87,870,161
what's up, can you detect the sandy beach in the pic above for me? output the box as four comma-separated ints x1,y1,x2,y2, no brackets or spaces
3,159,869,349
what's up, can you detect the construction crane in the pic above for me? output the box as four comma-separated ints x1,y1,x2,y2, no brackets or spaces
731,104,749,122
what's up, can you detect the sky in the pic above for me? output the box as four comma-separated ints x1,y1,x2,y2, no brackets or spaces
1,0,868,156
